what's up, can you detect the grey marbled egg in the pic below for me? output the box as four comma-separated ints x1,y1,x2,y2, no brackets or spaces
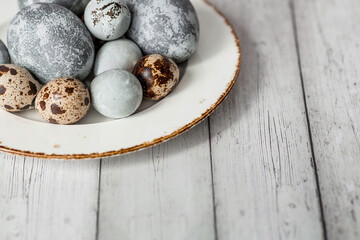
94,38,142,76
18,0,90,16
0,40,10,64
90,69,143,118
7,3,95,84
125,0,200,63
84,0,131,41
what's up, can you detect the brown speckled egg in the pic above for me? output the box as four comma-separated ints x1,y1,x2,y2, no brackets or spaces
35,77,90,125
132,54,180,101
0,64,41,112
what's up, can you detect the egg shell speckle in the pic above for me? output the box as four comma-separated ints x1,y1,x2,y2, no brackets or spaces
90,70,143,119
18,0,90,15
125,0,199,63
133,54,179,101
7,3,95,84
84,0,131,41
94,38,142,76
0,64,41,112
35,77,90,125
0,40,10,64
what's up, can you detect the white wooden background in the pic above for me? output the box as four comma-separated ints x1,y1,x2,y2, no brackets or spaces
1,0,359,239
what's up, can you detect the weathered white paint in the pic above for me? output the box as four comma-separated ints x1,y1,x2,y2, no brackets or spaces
208,0,324,239
0,154,100,240
293,0,360,239
97,122,215,240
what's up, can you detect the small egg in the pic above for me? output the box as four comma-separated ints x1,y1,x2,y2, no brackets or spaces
90,70,143,118
35,77,90,125
0,40,10,64
84,0,131,41
0,64,41,112
94,38,142,76
132,54,180,101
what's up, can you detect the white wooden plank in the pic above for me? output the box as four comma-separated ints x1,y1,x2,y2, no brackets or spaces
208,0,324,239
98,121,215,240
0,154,100,240
293,0,360,239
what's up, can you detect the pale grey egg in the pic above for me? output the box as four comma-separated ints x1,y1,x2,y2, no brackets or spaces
7,3,95,84
94,38,142,76
0,40,10,64
18,0,90,16
90,70,143,119
125,0,200,63
84,0,131,41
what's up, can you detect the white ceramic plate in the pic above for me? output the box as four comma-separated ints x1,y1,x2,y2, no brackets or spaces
0,0,241,159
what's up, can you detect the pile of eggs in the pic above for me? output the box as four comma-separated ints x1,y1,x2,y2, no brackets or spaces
0,0,199,124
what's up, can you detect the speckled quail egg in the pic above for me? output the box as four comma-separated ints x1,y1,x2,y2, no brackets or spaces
18,0,90,16
35,77,90,125
0,40,10,64
7,3,95,84
125,0,199,63
0,64,41,112
84,0,131,41
133,54,180,101
94,38,142,76
90,70,143,118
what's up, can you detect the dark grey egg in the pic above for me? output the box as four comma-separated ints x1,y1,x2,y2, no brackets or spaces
18,0,89,16
0,40,10,64
125,0,200,63
7,3,95,84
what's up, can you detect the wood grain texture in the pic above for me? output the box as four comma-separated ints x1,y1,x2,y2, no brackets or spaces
97,121,215,240
207,0,324,239
0,154,100,240
2,0,360,239
293,0,360,239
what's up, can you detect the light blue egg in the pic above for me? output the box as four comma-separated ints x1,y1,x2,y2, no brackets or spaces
84,0,131,41
90,69,143,118
0,40,10,64
94,38,142,76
